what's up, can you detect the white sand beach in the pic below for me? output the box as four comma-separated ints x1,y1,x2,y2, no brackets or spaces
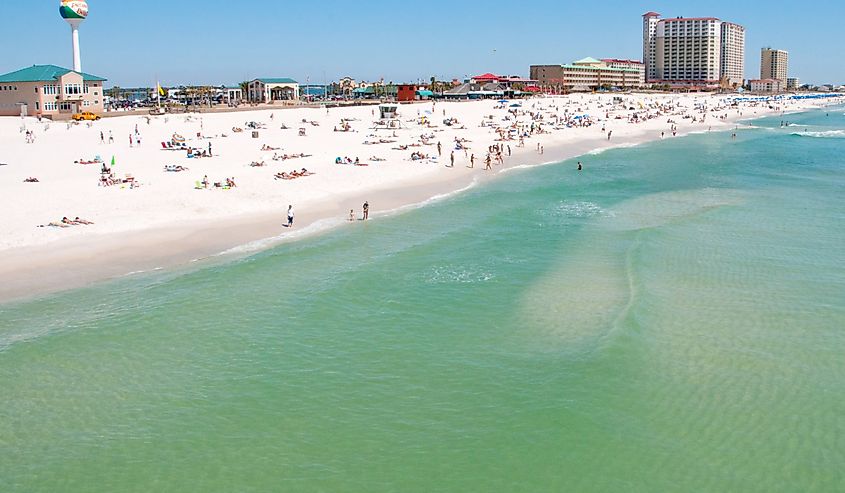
0,93,839,300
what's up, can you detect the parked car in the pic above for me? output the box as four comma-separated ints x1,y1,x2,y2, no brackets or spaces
72,111,101,121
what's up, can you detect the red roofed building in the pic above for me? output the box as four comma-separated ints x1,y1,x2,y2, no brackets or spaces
469,73,502,83
469,73,538,89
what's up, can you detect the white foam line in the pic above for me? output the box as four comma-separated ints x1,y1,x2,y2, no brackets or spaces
214,179,482,258
217,216,347,257
121,266,163,277
587,141,641,155
377,177,480,218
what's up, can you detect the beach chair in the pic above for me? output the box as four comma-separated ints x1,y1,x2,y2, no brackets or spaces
161,142,168,149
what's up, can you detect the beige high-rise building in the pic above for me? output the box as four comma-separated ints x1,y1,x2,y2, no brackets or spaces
642,12,661,83
761,48,788,83
644,12,745,88
656,17,724,85
720,23,746,88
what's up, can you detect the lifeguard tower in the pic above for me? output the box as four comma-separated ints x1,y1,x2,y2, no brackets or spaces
379,103,399,118
374,103,402,130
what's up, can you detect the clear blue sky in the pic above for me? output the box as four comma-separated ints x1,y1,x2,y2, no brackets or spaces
2,0,843,87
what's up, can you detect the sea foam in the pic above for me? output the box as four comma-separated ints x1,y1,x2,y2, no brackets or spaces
790,130,845,138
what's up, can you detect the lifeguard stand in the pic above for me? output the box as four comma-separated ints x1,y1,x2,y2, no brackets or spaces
374,103,403,130
379,103,399,119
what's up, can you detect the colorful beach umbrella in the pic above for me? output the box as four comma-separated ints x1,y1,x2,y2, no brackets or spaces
111,155,116,166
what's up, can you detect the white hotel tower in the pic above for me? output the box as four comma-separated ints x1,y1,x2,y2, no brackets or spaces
643,12,746,89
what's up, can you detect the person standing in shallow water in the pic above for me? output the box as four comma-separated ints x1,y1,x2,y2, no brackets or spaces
363,201,369,220
577,161,582,171
287,205,294,228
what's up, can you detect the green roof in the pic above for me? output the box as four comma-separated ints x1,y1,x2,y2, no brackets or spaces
255,78,298,84
0,64,107,83
573,57,602,64
562,64,639,73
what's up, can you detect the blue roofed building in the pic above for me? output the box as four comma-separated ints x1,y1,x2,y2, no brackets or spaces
247,77,299,103
0,64,107,118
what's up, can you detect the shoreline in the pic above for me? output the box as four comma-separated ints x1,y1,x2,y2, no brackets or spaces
1,96,839,304
0,130,618,303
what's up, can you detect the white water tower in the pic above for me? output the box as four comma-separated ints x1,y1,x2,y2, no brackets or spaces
59,0,89,72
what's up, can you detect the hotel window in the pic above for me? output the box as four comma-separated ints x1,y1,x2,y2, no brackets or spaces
64,83,82,95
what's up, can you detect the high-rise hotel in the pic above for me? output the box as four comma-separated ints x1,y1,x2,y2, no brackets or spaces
760,48,789,83
643,12,745,89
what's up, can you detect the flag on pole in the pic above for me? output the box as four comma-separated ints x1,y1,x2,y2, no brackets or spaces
157,83,165,97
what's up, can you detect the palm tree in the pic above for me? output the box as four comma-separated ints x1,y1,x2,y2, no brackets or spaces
239,81,249,103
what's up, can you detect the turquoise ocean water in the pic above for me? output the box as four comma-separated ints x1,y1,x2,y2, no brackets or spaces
1,108,844,492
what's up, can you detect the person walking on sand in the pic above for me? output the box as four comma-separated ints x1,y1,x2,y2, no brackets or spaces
129,134,133,147
363,201,369,220
437,141,442,157
485,154,492,170
286,205,295,228
507,145,511,157
469,154,475,168
208,142,212,157
348,209,355,222
108,131,114,144
449,151,454,168
100,131,104,144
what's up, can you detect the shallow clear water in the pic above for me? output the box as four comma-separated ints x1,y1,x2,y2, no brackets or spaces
1,108,844,492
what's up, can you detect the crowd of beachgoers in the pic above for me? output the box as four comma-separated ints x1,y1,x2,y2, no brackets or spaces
1,92,842,252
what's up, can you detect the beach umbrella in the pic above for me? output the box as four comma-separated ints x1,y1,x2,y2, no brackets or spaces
111,155,116,166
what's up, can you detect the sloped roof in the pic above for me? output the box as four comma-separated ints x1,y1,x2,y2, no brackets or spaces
0,64,107,83
573,57,602,65
472,73,501,80
255,78,298,84
445,83,471,95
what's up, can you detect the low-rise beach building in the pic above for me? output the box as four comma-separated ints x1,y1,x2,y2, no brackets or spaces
397,85,434,102
749,79,784,93
247,78,299,103
223,86,243,104
0,64,106,118
468,73,538,89
530,58,644,93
